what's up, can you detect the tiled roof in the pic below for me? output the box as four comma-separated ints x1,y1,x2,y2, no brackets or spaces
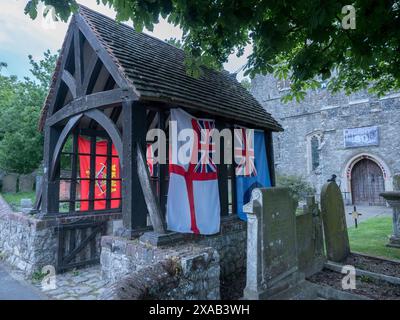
41,5,282,132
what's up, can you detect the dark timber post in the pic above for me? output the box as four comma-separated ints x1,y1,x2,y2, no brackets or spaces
265,131,276,187
121,100,148,237
42,125,62,215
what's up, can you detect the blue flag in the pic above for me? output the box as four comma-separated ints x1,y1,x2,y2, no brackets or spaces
236,130,271,221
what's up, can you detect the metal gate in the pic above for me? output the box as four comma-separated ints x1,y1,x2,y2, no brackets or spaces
56,219,107,273
351,159,385,206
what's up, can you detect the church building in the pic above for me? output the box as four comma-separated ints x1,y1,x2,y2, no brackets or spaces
251,74,400,206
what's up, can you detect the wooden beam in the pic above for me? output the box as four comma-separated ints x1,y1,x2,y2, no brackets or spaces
82,55,99,94
69,130,79,212
158,111,167,216
47,21,75,117
121,100,148,235
216,121,229,216
46,88,137,127
61,70,77,99
41,125,62,215
88,136,96,211
106,138,112,210
83,109,123,163
75,14,134,92
50,114,82,181
73,26,83,96
265,131,276,186
136,142,166,234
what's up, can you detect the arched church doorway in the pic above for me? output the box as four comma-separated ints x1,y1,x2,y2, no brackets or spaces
351,158,385,206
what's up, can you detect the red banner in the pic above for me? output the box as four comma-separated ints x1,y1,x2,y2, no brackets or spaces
78,136,121,211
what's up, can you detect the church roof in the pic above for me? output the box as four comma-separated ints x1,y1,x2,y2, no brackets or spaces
41,5,282,132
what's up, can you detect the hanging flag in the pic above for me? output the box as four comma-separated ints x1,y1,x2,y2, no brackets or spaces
167,108,220,235
235,129,271,221
78,136,121,211
146,143,155,177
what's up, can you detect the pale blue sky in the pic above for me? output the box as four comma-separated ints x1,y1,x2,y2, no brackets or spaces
0,0,250,81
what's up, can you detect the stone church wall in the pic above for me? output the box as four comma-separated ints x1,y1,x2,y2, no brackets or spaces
251,74,400,196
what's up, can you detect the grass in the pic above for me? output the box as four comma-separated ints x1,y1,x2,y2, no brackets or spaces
1,192,36,211
348,216,400,261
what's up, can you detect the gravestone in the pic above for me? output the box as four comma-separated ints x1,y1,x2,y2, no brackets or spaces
2,174,18,193
243,187,304,299
379,192,400,248
320,181,350,262
296,196,326,276
19,174,34,192
393,175,400,191
20,198,33,214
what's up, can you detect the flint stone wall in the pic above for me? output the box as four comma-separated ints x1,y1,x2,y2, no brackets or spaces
100,216,246,299
0,195,121,275
0,198,57,274
100,242,220,300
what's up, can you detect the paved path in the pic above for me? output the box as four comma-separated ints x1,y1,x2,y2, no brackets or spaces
0,263,46,300
345,205,392,227
32,266,108,300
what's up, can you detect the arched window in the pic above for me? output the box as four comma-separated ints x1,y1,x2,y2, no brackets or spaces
311,136,320,171
306,133,322,173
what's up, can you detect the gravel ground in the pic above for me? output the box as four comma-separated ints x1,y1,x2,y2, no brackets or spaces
344,253,400,278
308,269,400,300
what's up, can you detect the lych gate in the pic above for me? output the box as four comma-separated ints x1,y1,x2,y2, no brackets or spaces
37,5,282,271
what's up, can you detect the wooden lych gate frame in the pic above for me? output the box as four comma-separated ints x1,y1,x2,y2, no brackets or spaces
38,6,281,243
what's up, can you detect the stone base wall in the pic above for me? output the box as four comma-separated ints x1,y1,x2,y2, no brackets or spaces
0,195,121,275
100,238,220,300
0,200,57,274
100,216,246,299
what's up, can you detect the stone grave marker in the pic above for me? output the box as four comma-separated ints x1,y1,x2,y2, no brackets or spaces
243,187,304,299
19,174,34,192
296,196,326,277
2,174,18,193
320,181,350,262
20,198,33,214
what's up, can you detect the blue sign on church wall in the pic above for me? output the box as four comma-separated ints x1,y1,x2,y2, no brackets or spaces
343,126,379,148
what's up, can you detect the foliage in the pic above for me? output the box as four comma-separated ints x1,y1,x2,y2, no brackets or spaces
165,37,183,49
25,1,400,100
31,270,47,283
276,174,316,202
1,192,36,211
348,216,400,261
240,78,251,91
0,50,57,174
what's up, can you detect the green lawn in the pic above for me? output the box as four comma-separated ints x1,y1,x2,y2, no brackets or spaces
348,216,400,261
1,192,36,211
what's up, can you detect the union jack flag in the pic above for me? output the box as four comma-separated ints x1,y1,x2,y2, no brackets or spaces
191,119,217,174
234,127,257,177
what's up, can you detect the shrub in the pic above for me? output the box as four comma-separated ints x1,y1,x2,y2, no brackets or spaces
276,174,316,202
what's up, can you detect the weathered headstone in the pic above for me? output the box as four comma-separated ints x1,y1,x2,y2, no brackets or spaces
19,174,34,192
2,174,18,193
20,198,33,214
380,192,400,248
393,175,400,191
243,187,304,299
296,196,326,276
320,181,350,262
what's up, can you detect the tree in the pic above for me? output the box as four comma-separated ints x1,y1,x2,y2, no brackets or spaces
25,1,400,101
0,50,57,174
240,79,251,91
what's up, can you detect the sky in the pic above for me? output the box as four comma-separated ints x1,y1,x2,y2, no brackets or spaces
0,0,250,81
